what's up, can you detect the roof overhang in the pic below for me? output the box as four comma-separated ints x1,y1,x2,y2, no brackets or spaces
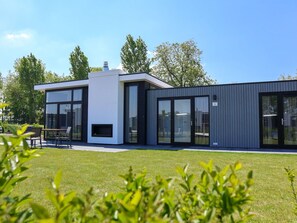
119,73,172,88
34,79,89,92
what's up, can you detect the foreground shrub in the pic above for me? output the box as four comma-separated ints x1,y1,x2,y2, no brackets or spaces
285,167,297,217
0,124,254,222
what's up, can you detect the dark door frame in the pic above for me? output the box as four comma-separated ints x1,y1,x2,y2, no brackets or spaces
157,96,210,146
259,92,297,148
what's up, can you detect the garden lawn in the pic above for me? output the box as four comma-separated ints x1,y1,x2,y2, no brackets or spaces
14,148,297,222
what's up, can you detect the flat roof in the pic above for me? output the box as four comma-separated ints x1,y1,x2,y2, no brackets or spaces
34,79,88,91
119,72,172,88
34,70,172,91
147,79,297,91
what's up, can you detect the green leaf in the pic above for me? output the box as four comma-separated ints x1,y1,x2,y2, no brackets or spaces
234,162,242,171
247,170,253,179
17,124,29,136
130,189,142,206
63,191,77,204
53,169,62,190
176,166,186,178
0,103,8,109
31,202,51,219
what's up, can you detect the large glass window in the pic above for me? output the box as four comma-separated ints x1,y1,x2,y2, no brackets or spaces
72,104,82,140
45,88,85,141
45,104,57,128
262,95,278,145
59,104,71,129
125,85,138,143
195,97,209,145
46,90,72,102
158,100,171,143
73,89,82,101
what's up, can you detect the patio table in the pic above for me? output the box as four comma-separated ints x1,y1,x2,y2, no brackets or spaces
42,128,67,147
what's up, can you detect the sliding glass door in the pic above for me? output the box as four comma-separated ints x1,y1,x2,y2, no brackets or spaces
283,96,297,145
157,97,209,145
194,97,209,145
260,93,297,147
158,100,171,143
174,99,191,143
261,95,278,145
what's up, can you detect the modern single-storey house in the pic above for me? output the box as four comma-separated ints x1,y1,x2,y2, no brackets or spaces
34,65,297,149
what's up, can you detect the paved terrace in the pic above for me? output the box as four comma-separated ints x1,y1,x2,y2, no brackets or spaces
39,141,297,155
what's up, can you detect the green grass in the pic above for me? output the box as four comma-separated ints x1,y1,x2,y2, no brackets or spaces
13,148,297,222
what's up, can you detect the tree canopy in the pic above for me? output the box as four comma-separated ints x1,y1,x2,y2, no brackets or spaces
90,67,103,72
278,71,297,80
4,53,46,123
44,71,71,83
69,46,90,80
121,34,151,73
153,40,216,87
0,72,3,90
3,72,26,123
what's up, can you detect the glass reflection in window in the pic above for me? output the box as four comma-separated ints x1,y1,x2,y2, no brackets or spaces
125,85,138,143
262,95,278,145
195,97,209,145
46,90,72,102
158,100,171,143
73,89,82,101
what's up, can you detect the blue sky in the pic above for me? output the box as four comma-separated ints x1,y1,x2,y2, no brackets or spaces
0,0,296,84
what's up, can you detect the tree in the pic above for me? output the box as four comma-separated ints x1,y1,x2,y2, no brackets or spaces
278,71,297,80
153,40,216,87
69,46,90,80
121,34,151,73
44,71,71,83
3,72,27,123
0,72,3,90
90,67,102,72
14,53,45,123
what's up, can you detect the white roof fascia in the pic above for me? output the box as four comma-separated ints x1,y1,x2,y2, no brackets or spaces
34,79,89,91
119,73,172,88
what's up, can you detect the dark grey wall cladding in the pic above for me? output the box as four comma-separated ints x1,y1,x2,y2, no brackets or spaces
146,80,297,148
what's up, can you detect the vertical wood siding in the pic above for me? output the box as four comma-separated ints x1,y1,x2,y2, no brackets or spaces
146,81,297,148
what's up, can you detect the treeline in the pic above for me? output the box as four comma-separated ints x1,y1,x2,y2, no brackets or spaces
0,46,93,124
0,35,216,124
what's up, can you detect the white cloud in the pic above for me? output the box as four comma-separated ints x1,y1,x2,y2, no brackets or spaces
5,32,31,40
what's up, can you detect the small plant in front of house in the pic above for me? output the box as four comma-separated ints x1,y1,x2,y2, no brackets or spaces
285,167,297,216
0,124,38,222
30,162,253,222
177,161,254,222
0,114,254,222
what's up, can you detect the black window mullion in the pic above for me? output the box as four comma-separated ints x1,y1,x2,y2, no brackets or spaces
171,99,174,144
278,94,284,146
191,97,195,145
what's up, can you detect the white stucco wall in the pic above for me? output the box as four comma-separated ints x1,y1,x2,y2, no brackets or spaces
87,70,125,144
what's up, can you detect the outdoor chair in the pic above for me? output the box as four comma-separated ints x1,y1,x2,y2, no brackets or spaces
56,126,72,148
26,126,42,148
